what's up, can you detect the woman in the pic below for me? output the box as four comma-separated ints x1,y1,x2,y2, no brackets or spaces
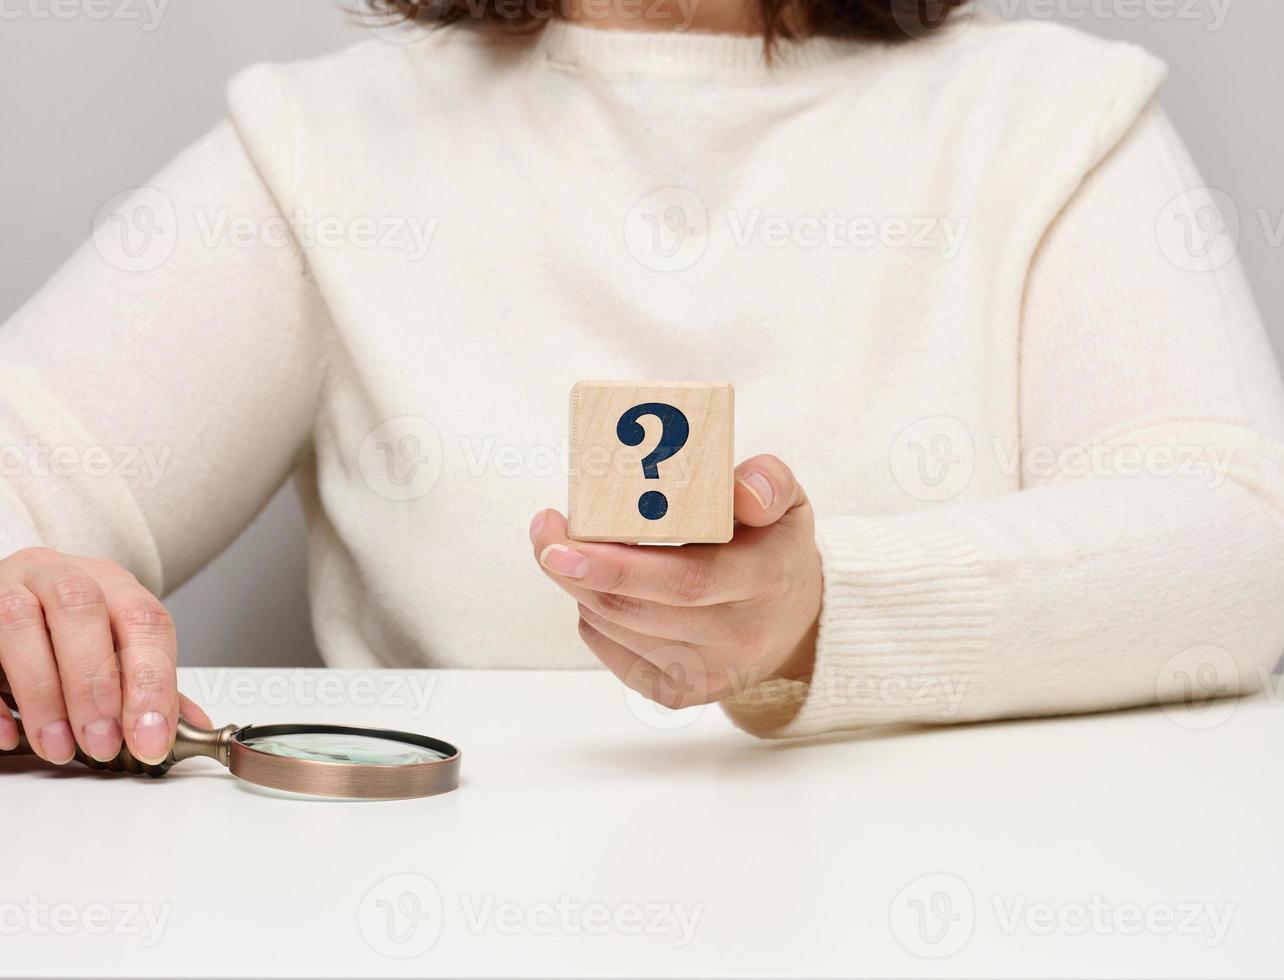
0,0,1280,769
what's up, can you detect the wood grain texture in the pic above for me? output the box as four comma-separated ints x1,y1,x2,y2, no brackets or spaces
569,381,734,544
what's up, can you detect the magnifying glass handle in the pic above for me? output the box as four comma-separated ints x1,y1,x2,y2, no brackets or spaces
2,723,175,776
0,713,240,778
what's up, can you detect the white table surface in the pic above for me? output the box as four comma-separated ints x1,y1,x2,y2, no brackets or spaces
1,666,1279,979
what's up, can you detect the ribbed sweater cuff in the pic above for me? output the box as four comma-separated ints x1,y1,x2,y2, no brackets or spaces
722,514,996,738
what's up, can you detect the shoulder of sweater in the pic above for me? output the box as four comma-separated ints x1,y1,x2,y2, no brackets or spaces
224,27,519,197
227,26,526,124
863,12,1168,102
848,13,1169,168
941,11,1163,71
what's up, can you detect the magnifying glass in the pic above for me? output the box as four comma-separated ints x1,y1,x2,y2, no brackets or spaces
0,700,460,800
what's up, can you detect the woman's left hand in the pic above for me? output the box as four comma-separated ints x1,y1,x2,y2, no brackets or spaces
530,454,822,708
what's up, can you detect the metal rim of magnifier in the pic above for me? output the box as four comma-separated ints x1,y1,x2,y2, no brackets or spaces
228,723,461,800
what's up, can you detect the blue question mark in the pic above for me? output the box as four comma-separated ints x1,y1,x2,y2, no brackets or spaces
616,403,690,520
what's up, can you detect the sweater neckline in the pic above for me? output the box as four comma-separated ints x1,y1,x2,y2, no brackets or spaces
535,18,863,78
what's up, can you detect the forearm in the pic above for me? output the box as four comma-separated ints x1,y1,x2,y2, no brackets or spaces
0,121,328,593
725,453,1284,736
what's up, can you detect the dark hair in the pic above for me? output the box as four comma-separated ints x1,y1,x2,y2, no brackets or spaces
367,0,968,47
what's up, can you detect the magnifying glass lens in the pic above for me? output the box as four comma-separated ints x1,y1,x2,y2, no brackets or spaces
238,731,451,766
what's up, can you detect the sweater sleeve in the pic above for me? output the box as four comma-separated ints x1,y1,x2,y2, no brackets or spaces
723,101,1284,737
0,121,328,595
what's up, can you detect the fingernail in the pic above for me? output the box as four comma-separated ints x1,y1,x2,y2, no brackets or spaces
37,720,76,765
0,715,18,751
529,511,545,545
739,472,774,509
82,717,122,762
539,543,590,579
133,712,170,765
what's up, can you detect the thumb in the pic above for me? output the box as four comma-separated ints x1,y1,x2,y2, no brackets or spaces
178,693,213,730
733,454,808,527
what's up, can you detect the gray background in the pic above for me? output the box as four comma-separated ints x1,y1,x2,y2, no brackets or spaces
1,0,1279,668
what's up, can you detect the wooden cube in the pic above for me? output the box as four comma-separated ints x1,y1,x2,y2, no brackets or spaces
569,381,735,544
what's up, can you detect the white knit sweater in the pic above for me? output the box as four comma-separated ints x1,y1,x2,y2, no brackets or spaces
2,15,1281,737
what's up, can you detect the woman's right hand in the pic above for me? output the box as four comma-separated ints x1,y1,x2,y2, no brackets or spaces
0,547,207,765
